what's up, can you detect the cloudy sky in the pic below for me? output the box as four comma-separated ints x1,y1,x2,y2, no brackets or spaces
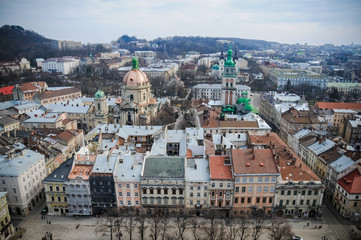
0,0,360,45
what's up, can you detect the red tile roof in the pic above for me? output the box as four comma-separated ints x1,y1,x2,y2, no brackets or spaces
0,86,14,95
338,167,361,194
248,132,320,181
18,82,46,92
316,102,361,111
209,156,233,180
57,130,78,142
232,148,279,175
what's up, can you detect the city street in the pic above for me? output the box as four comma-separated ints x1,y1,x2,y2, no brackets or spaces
12,200,354,240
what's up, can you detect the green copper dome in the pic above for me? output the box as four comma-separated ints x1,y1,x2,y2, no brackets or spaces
245,104,252,111
212,64,219,70
132,58,139,70
236,97,251,104
95,89,106,98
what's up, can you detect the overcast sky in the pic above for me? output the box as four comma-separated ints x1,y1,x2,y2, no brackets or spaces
1,0,360,46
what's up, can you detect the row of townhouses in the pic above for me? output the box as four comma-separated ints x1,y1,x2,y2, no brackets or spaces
40,124,325,219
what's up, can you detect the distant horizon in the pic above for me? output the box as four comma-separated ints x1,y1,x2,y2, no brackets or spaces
2,24,360,48
1,0,360,46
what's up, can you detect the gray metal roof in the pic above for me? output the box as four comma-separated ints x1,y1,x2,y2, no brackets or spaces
142,156,185,178
43,158,74,183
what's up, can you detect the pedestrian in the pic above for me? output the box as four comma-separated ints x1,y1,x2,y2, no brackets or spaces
315,226,317,229
307,222,309,226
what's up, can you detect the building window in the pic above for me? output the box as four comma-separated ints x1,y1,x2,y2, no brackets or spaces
219,183,223,187
247,198,251,204
235,187,239,193
249,177,254,183
150,189,154,194
127,192,130,197
243,177,247,183
256,197,260,203
257,186,261,193
258,177,262,182
241,197,245,203
126,184,130,189
242,187,246,193
264,187,268,193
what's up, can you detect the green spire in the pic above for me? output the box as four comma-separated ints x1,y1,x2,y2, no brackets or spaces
225,44,235,67
132,58,139,70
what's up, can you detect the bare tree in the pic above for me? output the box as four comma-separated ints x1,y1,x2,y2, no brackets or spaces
96,216,122,240
189,217,202,240
238,216,251,240
136,214,147,240
216,218,226,240
175,214,189,240
114,218,124,240
250,217,265,240
160,215,170,240
268,218,294,240
201,210,222,240
225,217,239,240
124,213,136,240
149,213,162,240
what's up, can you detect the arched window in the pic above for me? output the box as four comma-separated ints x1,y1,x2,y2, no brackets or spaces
129,94,134,101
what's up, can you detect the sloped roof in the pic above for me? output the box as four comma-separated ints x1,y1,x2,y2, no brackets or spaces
338,167,361,194
231,148,278,175
36,87,81,100
0,86,14,95
209,156,232,180
316,102,361,111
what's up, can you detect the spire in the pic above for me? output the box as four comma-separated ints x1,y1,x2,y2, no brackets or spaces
224,45,235,67
132,58,139,70
233,48,238,61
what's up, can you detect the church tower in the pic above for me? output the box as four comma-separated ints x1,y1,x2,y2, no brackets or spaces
94,89,108,125
221,45,237,105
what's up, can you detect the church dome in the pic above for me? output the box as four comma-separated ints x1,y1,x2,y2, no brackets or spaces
123,58,149,87
95,89,106,98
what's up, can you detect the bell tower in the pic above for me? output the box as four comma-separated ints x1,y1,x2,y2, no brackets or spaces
221,45,237,105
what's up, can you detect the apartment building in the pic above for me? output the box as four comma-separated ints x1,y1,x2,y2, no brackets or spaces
0,149,46,216
269,68,328,89
333,164,361,220
248,132,324,218
89,154,118,215
208,156,233,216
43,158,74,215
65,151,95,216
231,148,279,217
185,158,209,216
114,152,143,209
0,192,14,240
140,156,186,215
